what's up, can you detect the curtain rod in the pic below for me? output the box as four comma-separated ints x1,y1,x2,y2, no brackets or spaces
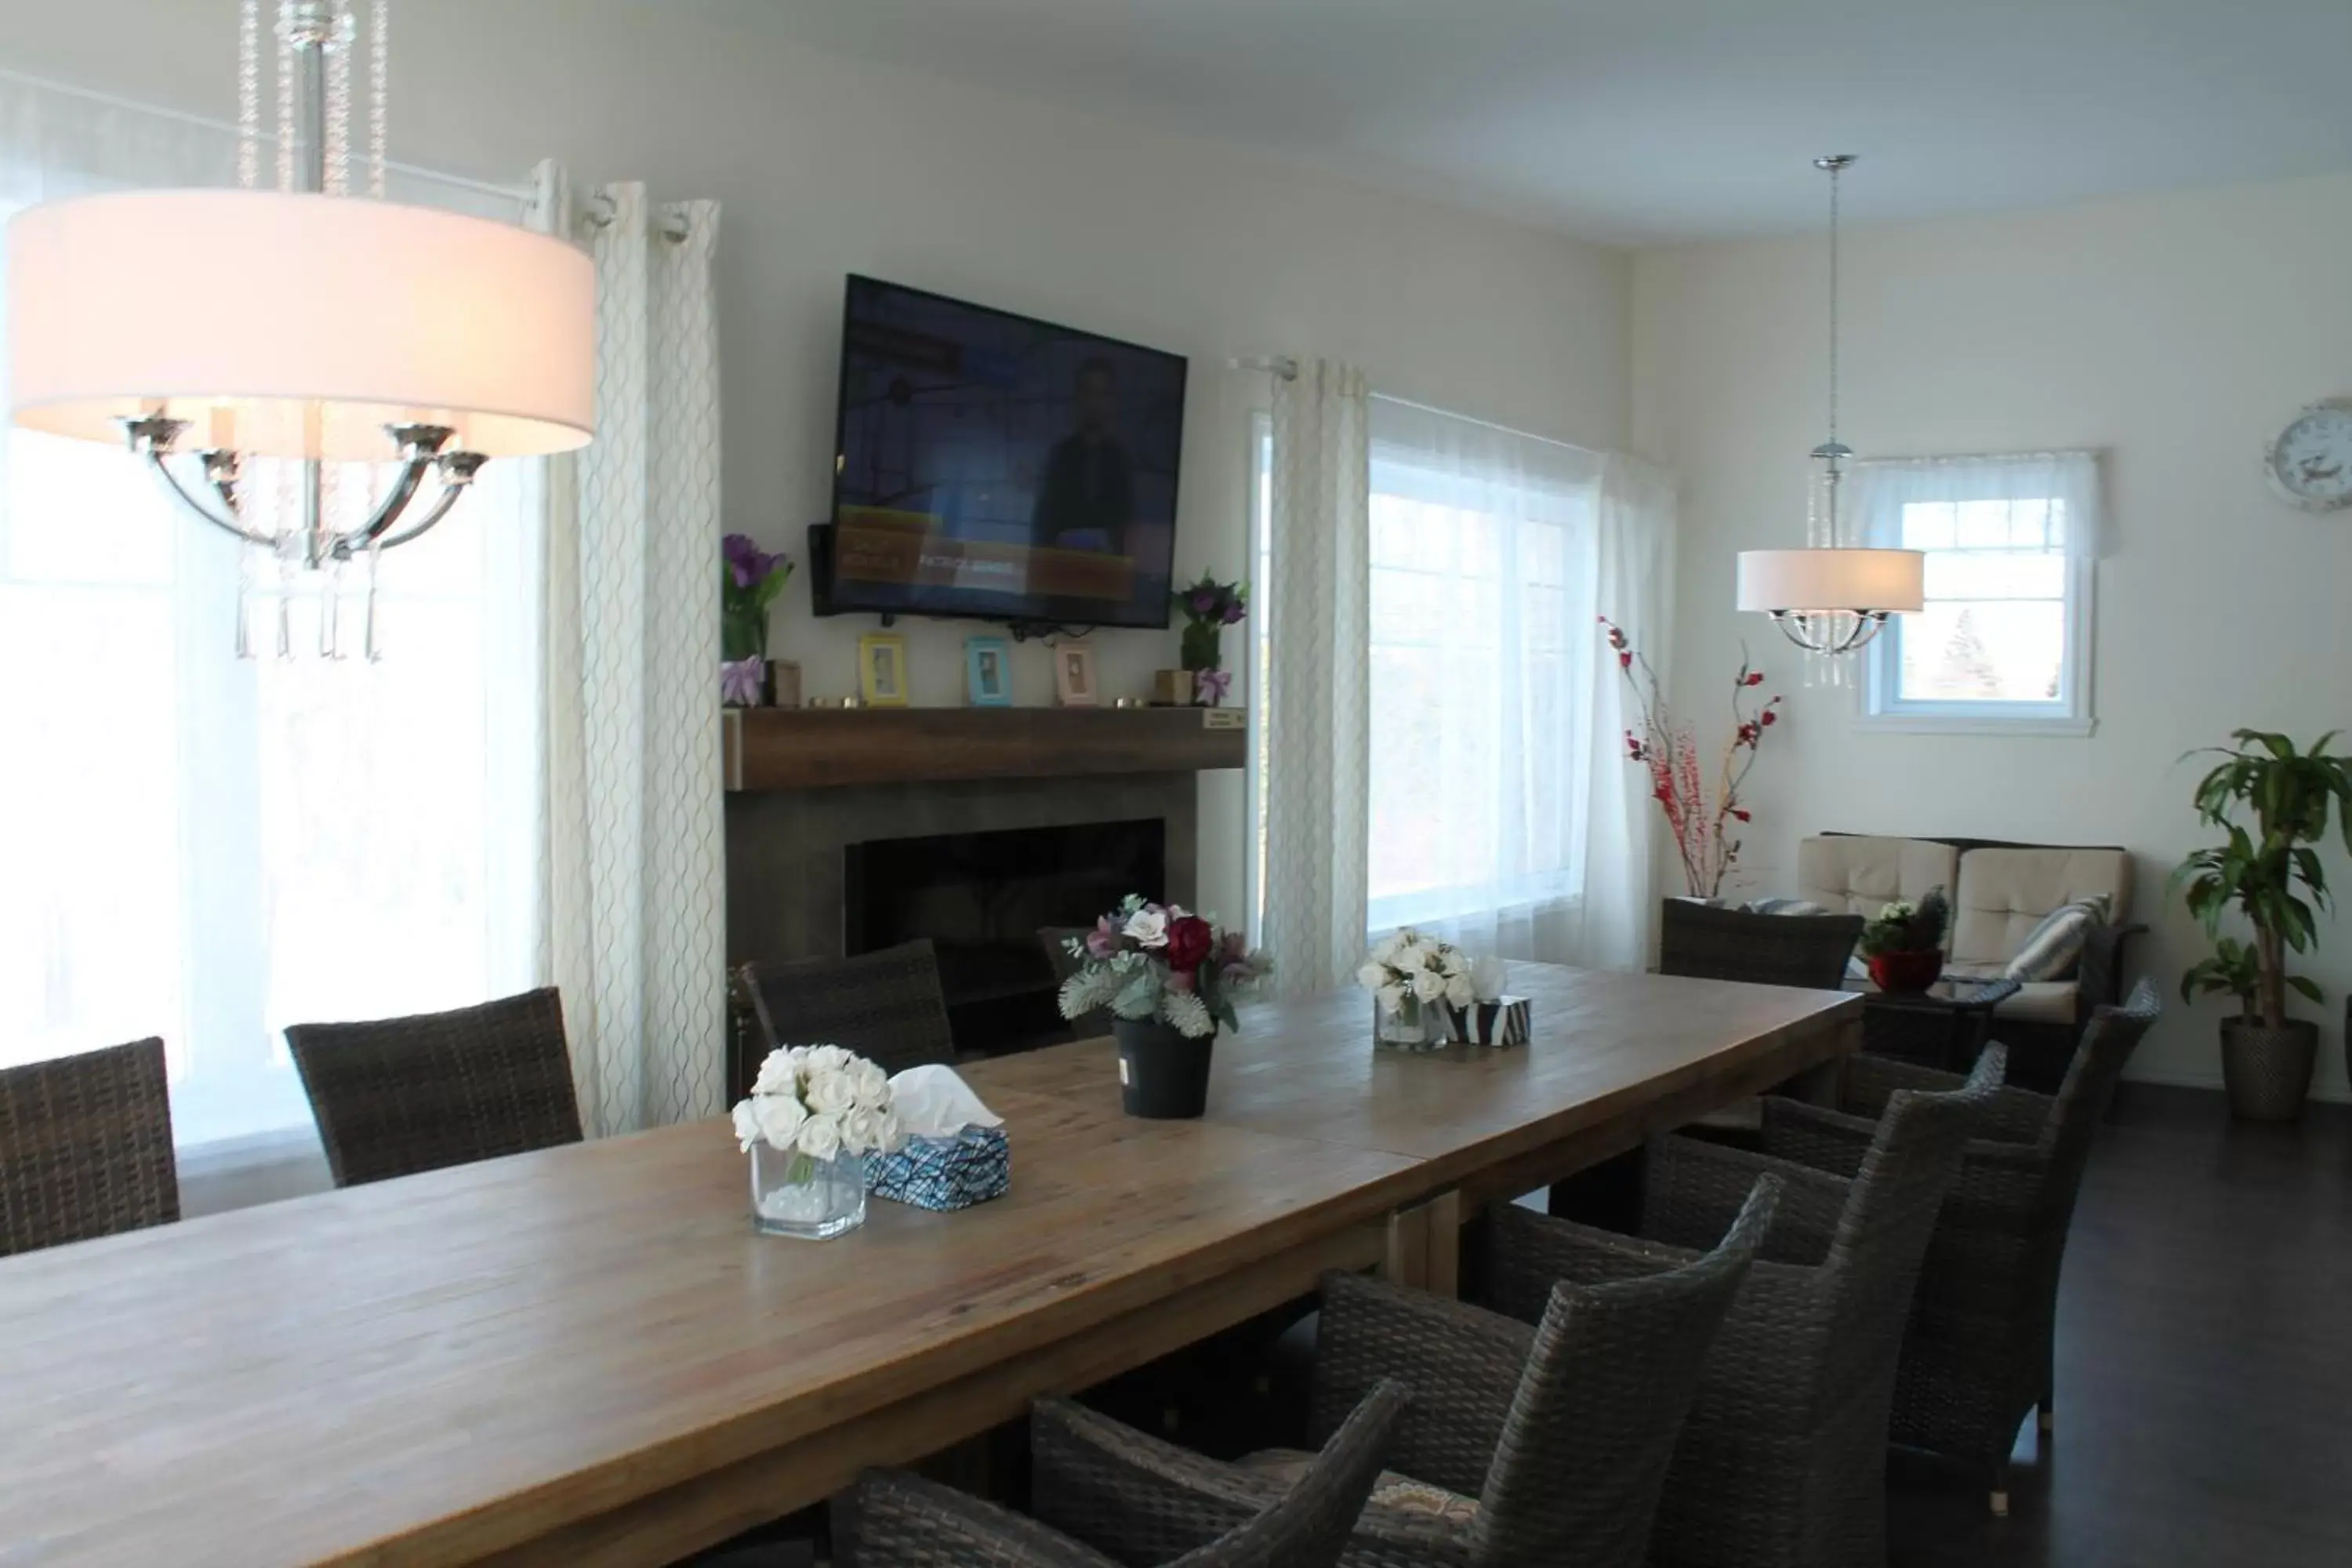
580,191,693,243
1228,354,1603,460
0,64,532,204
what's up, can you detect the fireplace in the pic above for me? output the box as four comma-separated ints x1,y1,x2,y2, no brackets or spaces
844,818,1167,1057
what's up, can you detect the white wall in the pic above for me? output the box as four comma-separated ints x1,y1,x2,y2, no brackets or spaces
0,0,1630,927
1634,171,2352,1098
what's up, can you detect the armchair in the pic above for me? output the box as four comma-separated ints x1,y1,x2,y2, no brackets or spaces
840,1381,1406,1568
1484,1048,2007,1568
1758,980,2161,1514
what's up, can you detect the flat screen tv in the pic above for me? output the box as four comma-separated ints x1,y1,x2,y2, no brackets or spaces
815,275,1187,630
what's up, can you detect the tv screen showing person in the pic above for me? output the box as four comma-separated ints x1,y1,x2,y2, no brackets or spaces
831,277,1185,628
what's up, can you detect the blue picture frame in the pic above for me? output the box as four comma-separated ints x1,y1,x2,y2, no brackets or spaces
964,636,1014,707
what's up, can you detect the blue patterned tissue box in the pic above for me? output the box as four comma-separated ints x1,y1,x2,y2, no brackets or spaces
867,1124,1011,1211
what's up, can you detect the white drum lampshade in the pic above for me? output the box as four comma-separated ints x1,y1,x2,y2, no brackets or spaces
1736,548,1924,615
6,189,595,460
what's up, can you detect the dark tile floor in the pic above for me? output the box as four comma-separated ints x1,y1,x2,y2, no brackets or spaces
1886,1085,2352,1566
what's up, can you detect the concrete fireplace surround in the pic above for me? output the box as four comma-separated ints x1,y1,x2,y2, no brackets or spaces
724,772,1202,966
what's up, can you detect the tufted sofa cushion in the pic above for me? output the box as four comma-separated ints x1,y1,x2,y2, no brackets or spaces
1796,836,1961,928
1950,848,2132,967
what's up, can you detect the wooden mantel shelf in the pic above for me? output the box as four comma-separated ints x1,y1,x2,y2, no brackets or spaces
724,706,1247,791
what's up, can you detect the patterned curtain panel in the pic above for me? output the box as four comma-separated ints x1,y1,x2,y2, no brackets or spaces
532,166,726,1136
1261,361,1372,999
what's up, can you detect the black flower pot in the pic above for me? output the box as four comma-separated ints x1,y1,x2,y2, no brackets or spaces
1115,1018,1215,1120
2220,1017,2318,1122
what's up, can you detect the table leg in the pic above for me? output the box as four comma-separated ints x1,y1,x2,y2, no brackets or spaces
1784,1016,1860,1105
1381,1191,1463,1298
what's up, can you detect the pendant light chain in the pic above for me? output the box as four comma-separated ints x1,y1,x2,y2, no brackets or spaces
1826,158,1840,454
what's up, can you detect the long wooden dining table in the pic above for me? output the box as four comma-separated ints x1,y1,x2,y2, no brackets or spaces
0,963,1858,1567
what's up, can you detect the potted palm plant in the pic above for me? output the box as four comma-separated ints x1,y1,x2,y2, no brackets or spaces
2172,729,2352,1121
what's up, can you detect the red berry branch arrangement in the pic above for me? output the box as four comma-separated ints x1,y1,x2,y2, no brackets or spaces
1602,616,1783,901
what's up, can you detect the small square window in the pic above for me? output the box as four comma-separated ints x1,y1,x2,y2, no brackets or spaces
1859,455,2100,735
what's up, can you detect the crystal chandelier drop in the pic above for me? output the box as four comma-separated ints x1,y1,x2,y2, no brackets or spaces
1735,154,1924,688
4,0,593,659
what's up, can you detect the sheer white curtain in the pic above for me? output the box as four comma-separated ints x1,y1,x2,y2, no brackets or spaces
0,71,543,1161
1363,398,1672,971
1261,360,1371,999
531,167,727,1137
1853,451,2102,557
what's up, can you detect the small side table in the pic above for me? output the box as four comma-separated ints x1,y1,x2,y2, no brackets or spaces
1850,977,2023,1073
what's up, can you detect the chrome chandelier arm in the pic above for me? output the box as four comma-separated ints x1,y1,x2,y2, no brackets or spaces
1766,608,1890,655
364,451,485,554
135,446,282,551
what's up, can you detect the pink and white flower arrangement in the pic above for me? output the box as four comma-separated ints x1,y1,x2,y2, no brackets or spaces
731,1044,904,1168
1058,894,1272,1039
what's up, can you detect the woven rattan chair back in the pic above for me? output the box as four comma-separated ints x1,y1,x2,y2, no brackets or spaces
2040,978,2160,1179
1033,1381,1407,1568
1828,1044,2008,1290
286,989,583,1188
1658,901,1864,989
737,939,958,1076
1472,1174,1783,1568
0,1038,178,1257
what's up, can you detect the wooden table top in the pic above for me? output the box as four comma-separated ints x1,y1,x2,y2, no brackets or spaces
970,963,1861,1192
0,1087,1420,1567
0,962,1856,1566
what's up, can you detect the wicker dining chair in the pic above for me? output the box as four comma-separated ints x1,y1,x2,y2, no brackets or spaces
838,1381,1407,1568
736,939,959,1086
285,989,583,1188
1022,1178,1782,1568
1485,1047,2006,1568
1755,980,2161,1515
0,1038,179,1258
1039,926,1114,1042
1658,900,1864,989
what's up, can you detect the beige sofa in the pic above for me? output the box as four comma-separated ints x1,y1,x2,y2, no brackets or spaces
1797,834,2140,1087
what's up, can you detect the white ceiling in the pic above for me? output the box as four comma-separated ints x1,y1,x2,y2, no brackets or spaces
724,0,2352,245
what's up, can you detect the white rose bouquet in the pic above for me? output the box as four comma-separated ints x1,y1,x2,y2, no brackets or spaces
731,1044,904,1173
1358,927,1481,1020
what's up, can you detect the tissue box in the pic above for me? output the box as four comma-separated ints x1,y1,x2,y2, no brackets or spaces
867,1124,1011,1211
1445,996,1531,1047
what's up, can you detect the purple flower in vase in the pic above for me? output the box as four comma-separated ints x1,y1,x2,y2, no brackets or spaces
723,533,765,590
1084,917,1122,959
720,656,766,706
1221,597,1247,626
1188,586,1220,619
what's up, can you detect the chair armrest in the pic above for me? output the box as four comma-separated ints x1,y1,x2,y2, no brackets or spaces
1840,1054,1968,1117
1312,1269,1532,1499
841,1468,1117,1568
2078,921,2147,1015
1759,1098,1879,1179
1641,1134,1850,1267
1029,1398,1282,1566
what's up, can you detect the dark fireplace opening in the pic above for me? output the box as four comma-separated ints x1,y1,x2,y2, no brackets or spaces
844,818,1167,1058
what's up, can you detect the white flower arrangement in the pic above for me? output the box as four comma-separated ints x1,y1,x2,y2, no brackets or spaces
1357,927,1480,1018
731,1044,904,1166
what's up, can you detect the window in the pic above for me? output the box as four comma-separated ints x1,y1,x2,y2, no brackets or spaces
1360,399,1603,938
0,78,543,1154
1859,452,2100,735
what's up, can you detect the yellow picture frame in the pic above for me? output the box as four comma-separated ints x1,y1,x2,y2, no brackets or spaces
858,633,910,707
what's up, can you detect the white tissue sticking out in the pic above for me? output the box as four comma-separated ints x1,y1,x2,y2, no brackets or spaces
1471,955,1509,1004
889,1064,1005,1138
